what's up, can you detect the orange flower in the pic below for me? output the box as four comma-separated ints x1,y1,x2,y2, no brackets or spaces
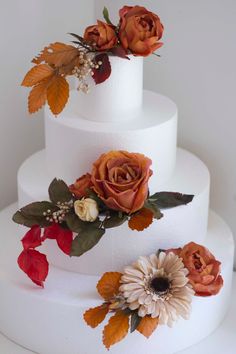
69,173,92,199
170,242,223,297
91,151,152,214
119,6,164,57
84,20,118,51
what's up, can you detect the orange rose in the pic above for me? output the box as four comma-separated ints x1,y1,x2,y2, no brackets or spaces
84,20,118,51
91,151,152,214
69,173,92,199
119,5,164,57
170,242,223,297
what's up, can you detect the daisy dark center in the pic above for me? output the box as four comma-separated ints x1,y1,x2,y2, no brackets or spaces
150,277,170,294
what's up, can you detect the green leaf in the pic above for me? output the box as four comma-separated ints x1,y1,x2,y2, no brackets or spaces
12,201,57,227
148,192,194,209
70,224,105,257
103,7,113,25
48,178,73,205
103,212,128,229
86,189,108,212
65,213,86,233
130,312,142,333
144,200,163,220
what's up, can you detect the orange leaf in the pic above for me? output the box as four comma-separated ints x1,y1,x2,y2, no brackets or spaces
128,208,154,231
22,64,54,87
47,76,69,115
28,79,50,114
137,316,159,338
97,272,122,301
83,305,109,328
32,42,79,67
103,311,130,349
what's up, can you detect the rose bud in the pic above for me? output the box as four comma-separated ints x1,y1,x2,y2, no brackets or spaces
84,20,118,51
74,198,99,222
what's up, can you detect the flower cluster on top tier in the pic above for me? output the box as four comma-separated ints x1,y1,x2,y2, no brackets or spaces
21,5,164,115
13,150,193,287
84,243,223,350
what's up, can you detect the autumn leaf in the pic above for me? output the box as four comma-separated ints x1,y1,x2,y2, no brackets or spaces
128,208,154,231
21,64,54,87
97,272,122,301
136,316,159,338
59,56,82,76
47,76,69,115
92,53,111,84
56,228,73,255
28,79,50,114
111,46,129,59
32,42,79,67
103,311,130,350
84,305,109,328
21,225,42,250
18,249,49,287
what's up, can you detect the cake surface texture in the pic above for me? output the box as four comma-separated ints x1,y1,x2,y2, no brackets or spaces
0,5,234,354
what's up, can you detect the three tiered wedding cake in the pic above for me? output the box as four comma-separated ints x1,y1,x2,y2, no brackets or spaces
0,5,234,354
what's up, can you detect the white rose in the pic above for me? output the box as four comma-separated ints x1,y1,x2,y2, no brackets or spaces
74,198,99,222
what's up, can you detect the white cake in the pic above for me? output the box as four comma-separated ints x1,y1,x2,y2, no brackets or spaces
0,55,234,354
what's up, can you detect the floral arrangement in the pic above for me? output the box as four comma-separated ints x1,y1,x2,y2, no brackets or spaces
21,5,164,115
84,242,223,349
13,150,193,287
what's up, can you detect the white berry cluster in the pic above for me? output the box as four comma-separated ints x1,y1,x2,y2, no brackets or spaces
72,51,103,93
43,200,74,224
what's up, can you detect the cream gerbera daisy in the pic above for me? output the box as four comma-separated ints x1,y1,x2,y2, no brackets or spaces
119,251,194,327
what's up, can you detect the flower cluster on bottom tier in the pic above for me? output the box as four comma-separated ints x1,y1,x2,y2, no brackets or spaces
84,242,223,350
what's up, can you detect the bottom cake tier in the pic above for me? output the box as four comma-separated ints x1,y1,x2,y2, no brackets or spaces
0,204,234,354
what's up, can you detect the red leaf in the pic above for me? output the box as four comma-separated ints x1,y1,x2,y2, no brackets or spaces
56,228,73,255
43,223,59,240
43,223,73,255
18,249,49,287
92,53,111,84
111,46,130,59
21,225,42,250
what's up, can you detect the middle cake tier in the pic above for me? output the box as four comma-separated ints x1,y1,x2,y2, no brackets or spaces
45,89,177,191
17,147,210,275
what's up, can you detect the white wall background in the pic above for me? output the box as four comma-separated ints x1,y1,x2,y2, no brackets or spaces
0,0,94,209
0,1,235,263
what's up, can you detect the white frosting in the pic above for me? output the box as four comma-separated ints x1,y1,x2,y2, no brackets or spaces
45,90,177,191
74,55,143,122
0,204,234,354
17,148,210,274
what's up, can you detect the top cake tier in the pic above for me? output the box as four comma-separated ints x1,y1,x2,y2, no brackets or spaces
74,56,143,122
